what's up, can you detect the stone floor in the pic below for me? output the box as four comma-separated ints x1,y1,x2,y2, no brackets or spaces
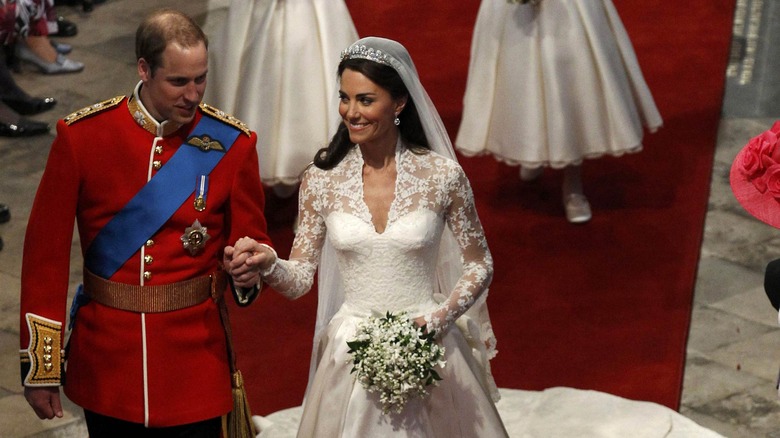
1,0,779,436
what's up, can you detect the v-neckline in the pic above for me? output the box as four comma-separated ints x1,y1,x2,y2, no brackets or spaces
358,143,401,235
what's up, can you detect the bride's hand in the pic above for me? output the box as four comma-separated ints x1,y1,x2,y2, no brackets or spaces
233,237,276,268
413,316,429,330
225,237,277,288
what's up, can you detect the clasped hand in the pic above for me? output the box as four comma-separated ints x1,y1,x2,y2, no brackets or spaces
223,237,276,288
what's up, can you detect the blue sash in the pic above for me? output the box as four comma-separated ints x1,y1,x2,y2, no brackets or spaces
84,115,240,278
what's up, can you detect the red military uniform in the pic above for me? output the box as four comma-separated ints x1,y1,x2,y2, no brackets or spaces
19,82,272,427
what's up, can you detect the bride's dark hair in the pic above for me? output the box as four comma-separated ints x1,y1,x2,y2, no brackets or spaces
313,58,429,170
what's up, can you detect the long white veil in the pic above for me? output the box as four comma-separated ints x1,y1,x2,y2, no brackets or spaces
311,37,499,401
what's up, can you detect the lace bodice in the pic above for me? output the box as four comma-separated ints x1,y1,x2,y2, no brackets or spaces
262,144,493,334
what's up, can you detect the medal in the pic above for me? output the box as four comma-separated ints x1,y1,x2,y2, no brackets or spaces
181,219,210,255
194,175,208,211
194,196,206,211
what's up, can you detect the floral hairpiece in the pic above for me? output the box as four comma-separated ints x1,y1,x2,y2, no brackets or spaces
738,121,780,198
340,44,392,67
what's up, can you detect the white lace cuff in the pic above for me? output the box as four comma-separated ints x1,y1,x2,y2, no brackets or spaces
259,244,278,277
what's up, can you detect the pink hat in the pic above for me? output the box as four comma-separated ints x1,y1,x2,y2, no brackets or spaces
730,121,780,228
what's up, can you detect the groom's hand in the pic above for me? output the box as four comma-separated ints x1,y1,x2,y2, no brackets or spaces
25,387,63,420
226,237,276,287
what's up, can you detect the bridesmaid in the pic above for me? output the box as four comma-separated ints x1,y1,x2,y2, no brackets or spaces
456,0,662,223
205,0,358,197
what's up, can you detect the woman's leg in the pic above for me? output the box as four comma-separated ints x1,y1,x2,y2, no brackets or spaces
562,164,591,223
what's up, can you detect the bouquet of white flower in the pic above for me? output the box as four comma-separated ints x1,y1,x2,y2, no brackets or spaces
347,311,446,414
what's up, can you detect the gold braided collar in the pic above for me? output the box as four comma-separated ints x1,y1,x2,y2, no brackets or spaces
126,87,182,137
64,82,252,138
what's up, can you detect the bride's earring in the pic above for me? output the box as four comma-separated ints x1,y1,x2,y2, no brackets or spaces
394,113,400,126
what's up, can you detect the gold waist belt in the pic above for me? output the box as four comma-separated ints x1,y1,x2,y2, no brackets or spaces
83,268,227,313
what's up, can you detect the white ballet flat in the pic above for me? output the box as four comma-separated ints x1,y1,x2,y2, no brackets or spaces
563,193,592,224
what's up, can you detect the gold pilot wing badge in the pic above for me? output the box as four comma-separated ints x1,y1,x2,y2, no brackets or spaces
181,219,210,255
186,134,225,152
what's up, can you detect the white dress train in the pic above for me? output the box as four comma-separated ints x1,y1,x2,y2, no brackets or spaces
254,387,725,438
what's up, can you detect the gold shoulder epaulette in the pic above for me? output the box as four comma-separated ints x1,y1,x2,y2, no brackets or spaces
199,103,251,137
64,95,125,125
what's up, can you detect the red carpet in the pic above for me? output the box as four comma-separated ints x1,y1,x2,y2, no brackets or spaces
230,1,736,414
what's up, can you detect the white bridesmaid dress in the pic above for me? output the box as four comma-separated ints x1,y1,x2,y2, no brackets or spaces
456,0,663,169
205,0,358,186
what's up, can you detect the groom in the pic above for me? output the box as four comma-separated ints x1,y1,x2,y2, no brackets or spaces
20,8,271,437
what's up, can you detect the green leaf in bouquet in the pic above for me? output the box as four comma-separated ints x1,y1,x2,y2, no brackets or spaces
347,340,369,353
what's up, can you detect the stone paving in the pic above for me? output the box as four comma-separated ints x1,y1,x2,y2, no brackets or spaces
1,1,779,436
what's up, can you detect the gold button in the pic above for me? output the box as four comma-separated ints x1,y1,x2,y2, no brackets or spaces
155,145,163,154
145,239,155,247
144,255,154,265
43,336,52,345
153,160,162,170
143,271,152,281
43,345,52,354
43,354,52,363
44,363,53,372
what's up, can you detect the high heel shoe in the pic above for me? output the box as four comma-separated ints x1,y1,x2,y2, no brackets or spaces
0,118,50,137
16,44,84,74
2,96,56,115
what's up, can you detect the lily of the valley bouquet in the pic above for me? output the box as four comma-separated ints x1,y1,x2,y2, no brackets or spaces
347,311,446,414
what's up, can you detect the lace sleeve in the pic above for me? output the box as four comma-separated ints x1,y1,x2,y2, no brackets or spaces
423,165,494,335
262,167,326,299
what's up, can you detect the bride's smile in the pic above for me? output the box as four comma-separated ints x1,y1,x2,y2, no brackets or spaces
339,68,406,152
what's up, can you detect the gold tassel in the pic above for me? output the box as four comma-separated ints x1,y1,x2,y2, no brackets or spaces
222,370,257,438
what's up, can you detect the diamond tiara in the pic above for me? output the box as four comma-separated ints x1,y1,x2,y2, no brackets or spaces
340,44,392,67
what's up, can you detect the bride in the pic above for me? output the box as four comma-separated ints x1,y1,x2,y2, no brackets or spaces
226,36,509,437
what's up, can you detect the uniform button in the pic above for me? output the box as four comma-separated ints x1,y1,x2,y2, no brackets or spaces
145,239,155,247
153,160,162,170
144,255,154,265
143,271,152,281
155,145,163,154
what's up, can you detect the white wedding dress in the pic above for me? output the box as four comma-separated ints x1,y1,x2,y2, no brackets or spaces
260,143,509,437
456,0,663,169
252,142,724,437
255,386,725,438
205,0,358,186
